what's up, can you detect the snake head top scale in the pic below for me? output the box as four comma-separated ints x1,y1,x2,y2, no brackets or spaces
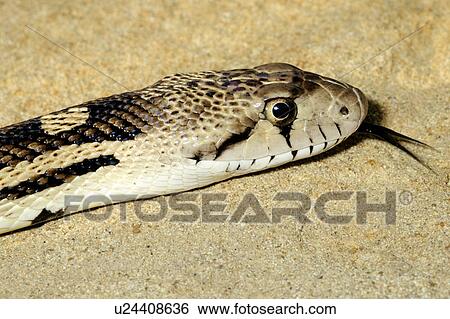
1,63,428,235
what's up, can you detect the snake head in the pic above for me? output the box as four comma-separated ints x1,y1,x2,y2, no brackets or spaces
148,63,367,170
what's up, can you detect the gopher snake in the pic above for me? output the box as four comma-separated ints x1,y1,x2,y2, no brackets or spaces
0,63,377,234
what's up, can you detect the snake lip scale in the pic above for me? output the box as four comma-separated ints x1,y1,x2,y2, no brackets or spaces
0,63,428,235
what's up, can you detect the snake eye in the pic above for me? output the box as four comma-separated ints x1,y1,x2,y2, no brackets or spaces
265,98,297,126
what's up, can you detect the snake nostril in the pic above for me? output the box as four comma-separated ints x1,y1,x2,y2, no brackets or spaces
339,106,349,116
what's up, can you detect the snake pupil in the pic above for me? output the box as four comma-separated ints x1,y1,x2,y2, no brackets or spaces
272,102,293,119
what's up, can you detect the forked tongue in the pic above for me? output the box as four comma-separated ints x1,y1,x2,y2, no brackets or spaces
357,122,434,171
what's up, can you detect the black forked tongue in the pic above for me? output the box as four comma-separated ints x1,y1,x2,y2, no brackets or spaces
357,122,434,171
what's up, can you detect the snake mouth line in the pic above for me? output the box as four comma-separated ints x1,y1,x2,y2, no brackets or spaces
196,138,342,173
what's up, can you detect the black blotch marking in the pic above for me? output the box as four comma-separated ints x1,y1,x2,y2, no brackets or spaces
318,124,327,140
192,154,201,164
0,155,120,201
0,119,48,169
323,142,328,149
280,125,293,148
335,123,342,136
0,94,146,169
0,118,43,145
187,80,199,88
214,127,253,160
291,150,298,158
309,146,313,155
83,95,144,141
292,75,301,83
269,155,275,163
31,208,65,226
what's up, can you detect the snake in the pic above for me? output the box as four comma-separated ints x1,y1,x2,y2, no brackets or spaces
0,63,428,235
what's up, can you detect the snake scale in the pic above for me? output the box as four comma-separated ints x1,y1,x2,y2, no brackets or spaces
0,63,425,235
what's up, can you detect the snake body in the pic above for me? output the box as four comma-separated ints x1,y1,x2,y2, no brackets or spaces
0,63,368,234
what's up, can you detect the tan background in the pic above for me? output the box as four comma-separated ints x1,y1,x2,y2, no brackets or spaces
0,0,448,298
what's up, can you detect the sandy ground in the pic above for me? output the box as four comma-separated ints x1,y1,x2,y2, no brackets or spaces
0,0,448,298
